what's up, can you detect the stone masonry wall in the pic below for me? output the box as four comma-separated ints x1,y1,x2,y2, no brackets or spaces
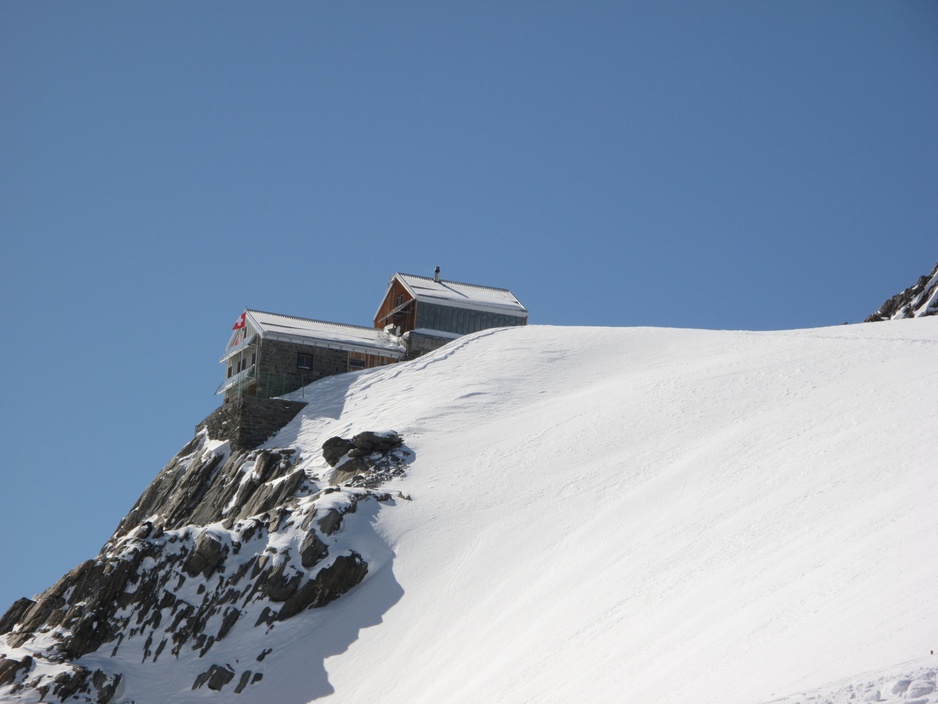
404,331,453,360
256,339,348,398
197,397,308,451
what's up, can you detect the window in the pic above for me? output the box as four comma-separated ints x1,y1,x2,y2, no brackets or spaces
349,351,366,370
297,352,313,370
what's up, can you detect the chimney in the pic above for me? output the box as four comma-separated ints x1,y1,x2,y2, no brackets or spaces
434,266,441,283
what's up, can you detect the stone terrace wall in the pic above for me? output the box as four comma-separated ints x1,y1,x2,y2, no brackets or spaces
197,397,308,451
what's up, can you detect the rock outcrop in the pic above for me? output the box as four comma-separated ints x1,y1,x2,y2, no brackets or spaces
865,260,938,322
0,423,412,702
323,430,407,486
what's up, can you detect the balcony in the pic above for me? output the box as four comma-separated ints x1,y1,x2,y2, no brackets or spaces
215,365,256,396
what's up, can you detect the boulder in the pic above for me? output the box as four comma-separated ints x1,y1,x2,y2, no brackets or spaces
351,430,402,453
193,664,235,691
206,664,235,691
322,437,355,467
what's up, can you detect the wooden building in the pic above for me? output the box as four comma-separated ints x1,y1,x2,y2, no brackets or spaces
374,269,528,357
217,310,405,400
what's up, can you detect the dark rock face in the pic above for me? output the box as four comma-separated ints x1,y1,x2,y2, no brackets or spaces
323,436,356,467
277,552,369,621
323,431,410,487
182,532,229,578
234,670,263,693
0,656,119,704
192,663,235,691
0,655,32,687
0,426,412,703
112,441,306,538
866,260,938,322
300,530,329,568
0,598,35,636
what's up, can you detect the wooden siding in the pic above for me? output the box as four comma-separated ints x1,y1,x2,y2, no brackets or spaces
348,350,401,371
374,279,417,332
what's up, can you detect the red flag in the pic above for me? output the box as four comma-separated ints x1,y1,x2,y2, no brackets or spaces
232,312,246,330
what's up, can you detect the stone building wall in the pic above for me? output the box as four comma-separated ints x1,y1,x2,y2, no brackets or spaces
403,330,453,360
256,339,349,398
197,397,307,451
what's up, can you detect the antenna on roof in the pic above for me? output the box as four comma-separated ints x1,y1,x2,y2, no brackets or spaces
434,266,441,283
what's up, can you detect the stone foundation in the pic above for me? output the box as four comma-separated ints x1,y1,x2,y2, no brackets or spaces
197,397,307,451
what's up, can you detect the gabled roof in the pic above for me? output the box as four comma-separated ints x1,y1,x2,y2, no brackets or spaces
227,309,405,358
383,273,527,317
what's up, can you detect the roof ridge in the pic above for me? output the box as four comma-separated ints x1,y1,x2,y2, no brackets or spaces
247,309,379,332
397,272,515,295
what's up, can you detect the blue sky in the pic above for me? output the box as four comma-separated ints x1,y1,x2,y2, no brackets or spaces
1,2,935,613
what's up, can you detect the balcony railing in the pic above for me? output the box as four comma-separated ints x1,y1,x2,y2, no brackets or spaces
216,367,320,399
215,365,256,395
255,371,315,399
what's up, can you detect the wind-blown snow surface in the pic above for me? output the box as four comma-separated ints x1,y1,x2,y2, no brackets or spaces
92,322,938,701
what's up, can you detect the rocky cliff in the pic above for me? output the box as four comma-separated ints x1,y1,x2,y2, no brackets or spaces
0,423,410,703
865,260,938,322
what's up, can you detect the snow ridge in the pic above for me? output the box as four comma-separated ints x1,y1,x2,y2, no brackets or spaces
1,320,937,703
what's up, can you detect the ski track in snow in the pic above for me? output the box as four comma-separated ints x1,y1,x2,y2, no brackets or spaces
764,661,936,704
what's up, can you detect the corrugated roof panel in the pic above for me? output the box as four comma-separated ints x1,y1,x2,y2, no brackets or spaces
247,310,405,356
396,273,527,316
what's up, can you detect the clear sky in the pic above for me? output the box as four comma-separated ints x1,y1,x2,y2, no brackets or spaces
1,2,935,613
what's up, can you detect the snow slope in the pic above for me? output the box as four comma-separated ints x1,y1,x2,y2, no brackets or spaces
273,321,937,703
13,320,937,703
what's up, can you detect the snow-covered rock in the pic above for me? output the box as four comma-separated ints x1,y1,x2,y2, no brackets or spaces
0,431,411,702
866,260,938,321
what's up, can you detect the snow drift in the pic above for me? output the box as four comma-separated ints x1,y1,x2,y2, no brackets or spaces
2,320,936,703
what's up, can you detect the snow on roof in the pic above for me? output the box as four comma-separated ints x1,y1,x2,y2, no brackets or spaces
392,273,527,316
246,310,405,356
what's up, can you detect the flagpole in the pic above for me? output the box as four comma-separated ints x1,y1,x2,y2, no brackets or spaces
238,309,244,400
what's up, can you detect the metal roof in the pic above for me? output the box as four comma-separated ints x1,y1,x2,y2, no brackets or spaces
383,273,528,317
243,309,405,357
